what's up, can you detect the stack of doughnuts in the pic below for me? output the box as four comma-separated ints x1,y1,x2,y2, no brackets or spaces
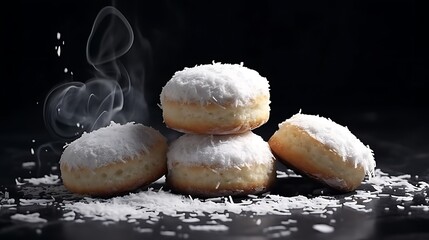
160,62,276,197
59,62,376,197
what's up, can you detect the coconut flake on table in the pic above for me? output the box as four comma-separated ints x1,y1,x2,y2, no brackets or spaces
312,224,334,233
160,62,270,107
19,198,55,206
367,169,429,193
10,212,47,223
189,224,229,231
18,174,61,185
280,112,375,177
276,169,302,178
60,188,342,224
5,168,429,237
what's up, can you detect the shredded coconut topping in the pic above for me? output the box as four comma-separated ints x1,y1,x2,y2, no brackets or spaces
60,122,164,169
160,62,270,107
167,132,275,168
280,112,375,176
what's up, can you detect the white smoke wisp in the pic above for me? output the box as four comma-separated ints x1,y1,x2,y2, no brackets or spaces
44,6,150,139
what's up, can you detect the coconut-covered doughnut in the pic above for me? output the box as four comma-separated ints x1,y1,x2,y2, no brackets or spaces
160,62,270,135
268,113,375,192
60,122,167,196
166,132,276,197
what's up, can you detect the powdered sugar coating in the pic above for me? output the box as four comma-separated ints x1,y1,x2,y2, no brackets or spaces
60,122,164,170
167,132,274,168
280,113,375,176
160,62,270,107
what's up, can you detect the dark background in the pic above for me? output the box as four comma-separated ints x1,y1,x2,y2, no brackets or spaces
1,2,429,239
1,0,428,143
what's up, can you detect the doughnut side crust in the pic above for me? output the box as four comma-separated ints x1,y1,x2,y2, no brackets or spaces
167,162,276,197
269,123,366,191
60,137,167,196
161,96,270,135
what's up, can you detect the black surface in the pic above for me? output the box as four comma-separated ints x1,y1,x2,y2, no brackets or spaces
1,1,429,239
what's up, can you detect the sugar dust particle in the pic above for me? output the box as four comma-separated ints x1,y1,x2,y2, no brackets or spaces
312,224,334,233
56,46,61,57
57,32,61,40
22,162,36,168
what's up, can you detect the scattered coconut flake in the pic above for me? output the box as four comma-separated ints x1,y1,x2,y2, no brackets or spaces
160,231,176,236
268,230,291,238
134,227,153,233
263,226,287,232
189,224,229,231
62,211,76,221
3,168,428,239
367,169,427,192
181,218,201,223
10,213,47,223
153,176,166,184
410,205,429,211
281,219,297,225
312,224,334,233
23,174,60,185
20,198,55,206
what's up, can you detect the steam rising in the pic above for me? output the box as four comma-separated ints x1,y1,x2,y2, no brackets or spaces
44,6,150,139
